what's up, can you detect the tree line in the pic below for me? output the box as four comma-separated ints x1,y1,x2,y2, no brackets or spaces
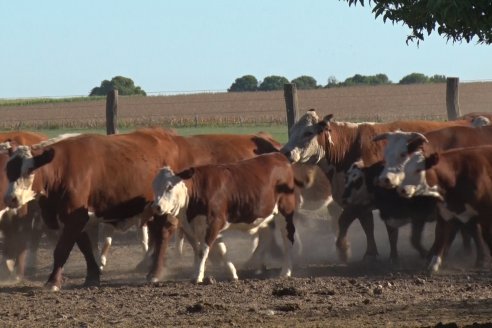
228,73,447,92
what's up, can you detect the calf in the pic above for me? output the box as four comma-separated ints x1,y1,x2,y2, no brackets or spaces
152,153,297,283
398,146,492,272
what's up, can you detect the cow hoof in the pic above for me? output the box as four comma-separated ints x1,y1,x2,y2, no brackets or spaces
150,277,159,283
337,248,351,264
389,257,400,267
45,283,61,292
427,255,442,273
83,278,100,288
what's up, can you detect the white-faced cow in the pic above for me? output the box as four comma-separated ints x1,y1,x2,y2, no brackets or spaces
398,146,492,272
151,153,297,283
281,109,477,262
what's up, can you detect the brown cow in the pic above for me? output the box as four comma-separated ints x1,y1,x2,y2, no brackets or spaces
2,128,292,290
398,146,492,272
281,109,475,262
0,131,48,280
151,153,297,283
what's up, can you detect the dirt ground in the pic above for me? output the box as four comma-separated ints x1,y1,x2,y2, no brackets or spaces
1,210,492,328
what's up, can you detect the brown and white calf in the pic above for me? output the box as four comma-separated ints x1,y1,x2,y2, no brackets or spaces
152,153,297,283
398,146,492,272
281,109,475,262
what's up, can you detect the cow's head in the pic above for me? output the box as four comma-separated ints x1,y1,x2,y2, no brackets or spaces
373,131,428,189
152,166,193,216
4,146,54,208
397,151,442,199
342,160,373,206
281,109,333,164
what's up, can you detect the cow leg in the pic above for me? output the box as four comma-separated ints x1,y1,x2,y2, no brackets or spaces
76,231,101,287
464,222,487,268
480,223,492,257
384,223,399,264
428,218,459,273
174,228,185,257
410,220,428,258
140,224,149,254
242,225,271,272
215,237,238,281
25,224,44,275
99,224,114,271
46,211,88,291
147,215,177,283
358,210,378,260
336,208,358,263
278,195,296,278
279,215,294,278
460,226,473,255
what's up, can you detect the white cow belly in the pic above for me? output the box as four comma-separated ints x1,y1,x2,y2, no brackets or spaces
437,203,478,223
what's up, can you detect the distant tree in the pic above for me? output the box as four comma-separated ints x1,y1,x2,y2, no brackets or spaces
258,75,290,91
342,0,492,44
399,73,429,84
228,75,258,92
291,75,318,90
342,73,391,86
90,76,146,96
325,76,339,88
429,74,447,83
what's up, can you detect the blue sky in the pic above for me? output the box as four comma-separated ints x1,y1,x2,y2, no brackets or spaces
1,1,491,98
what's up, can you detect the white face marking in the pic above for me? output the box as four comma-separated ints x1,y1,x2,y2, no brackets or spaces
343,162,371,206
398,152,441,199
152,167,188,217
281,111,326,164
379,132,416,188
437,203,478,223
5,146,37,208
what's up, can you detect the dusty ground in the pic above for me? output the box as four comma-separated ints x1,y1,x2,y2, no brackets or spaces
1,211,492,328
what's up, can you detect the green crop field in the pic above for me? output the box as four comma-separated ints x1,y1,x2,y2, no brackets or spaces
35,124,290,144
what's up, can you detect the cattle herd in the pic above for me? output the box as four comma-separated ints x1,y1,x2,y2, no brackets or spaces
1,109,492,293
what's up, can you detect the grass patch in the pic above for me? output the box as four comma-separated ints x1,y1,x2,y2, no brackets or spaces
21,125,289,144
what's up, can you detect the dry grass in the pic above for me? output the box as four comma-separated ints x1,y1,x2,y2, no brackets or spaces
1,82,491,130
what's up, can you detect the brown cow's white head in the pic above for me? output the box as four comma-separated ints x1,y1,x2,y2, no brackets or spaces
281,109,332,164
342,160,373,206
397,151,441,199
4,146,54,208
373,131,428,189
152,167,192,217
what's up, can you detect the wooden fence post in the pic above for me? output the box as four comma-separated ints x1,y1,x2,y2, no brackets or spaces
284,83,299,137
446,77,460,120
106,89,119,135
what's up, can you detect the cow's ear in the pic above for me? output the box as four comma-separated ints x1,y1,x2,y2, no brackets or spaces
425,152,439,169
373,133,389,142
176,167,195,180
407,133,428,153
322,114,334,123
31,148,55,172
